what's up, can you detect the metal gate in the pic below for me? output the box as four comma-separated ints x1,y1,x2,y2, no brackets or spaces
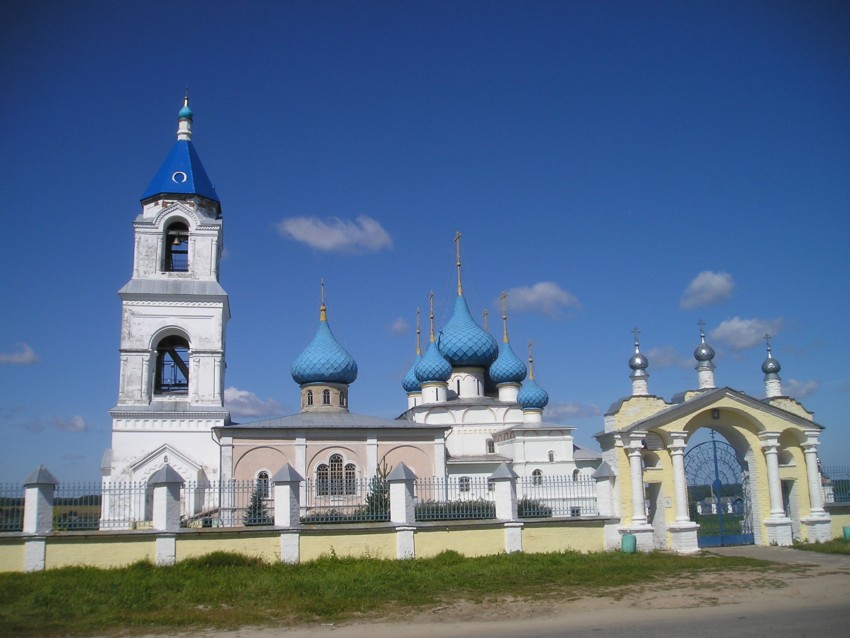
685,432,754,547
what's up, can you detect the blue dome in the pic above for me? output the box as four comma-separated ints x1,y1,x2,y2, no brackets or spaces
518,378,549,410
178,103,193,120
415,342,452,383
438,296,499,367
402,355,422,393
489,341,527,385
291,315,358,385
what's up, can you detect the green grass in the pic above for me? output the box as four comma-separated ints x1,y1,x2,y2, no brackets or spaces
793,539,850,555
0,550,773,637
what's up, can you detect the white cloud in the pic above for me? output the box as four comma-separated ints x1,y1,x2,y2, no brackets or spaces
504,282,581,317
0,343,40,365
224,387,287,419
783,379,818,399
54,415,86,432
546,402,601,420
277,215,392,254
389,318,409,336
645,346,692,369
711,316,782,351
680,271,734,309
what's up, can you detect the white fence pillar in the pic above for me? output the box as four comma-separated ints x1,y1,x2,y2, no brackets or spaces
149,464,183,566
23,465,58,535
22,466,59,573
490,463,518,521
388,463,417,525
273,464,304,564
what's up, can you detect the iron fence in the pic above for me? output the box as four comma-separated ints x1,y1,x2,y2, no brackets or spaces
415,476,496,520
517,475,598,517
822,465,850,503
302,477,390,523
0,473,602,532
0,483,24,532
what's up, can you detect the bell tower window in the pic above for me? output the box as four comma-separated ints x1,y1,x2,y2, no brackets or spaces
164,221,189,272
322,389,331,405
154,335,190,394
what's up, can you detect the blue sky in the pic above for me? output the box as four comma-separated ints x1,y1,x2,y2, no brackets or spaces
1,1,848,482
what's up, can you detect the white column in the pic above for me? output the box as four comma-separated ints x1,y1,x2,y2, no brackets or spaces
802,438,826,517
669,433,691,523
627,437,647,525
388,464,417,525
760,433,785,518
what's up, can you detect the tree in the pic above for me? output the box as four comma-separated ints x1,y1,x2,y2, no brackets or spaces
243,484,272,526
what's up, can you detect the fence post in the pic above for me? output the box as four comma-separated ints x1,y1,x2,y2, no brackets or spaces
491,464,521,554
491,463,518,521
149,464,183,566
22,466,59,572
592,462,615,517
388,463,417,559
273,464,303,564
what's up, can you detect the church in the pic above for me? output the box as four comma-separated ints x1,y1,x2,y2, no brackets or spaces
102,99,599,503
102,100,832,551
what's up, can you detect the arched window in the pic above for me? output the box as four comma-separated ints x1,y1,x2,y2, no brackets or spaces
339,392,345,407
154,335,189,394
164,221,189,272
572,468,581,481
458,476,471,493
256,471,270,498
344,464,356,495
532,469,543,486
486,439,495,454
306,390,313,406
316,464,329,496
548,450,555,462
322,389,331,405
317,454,357,496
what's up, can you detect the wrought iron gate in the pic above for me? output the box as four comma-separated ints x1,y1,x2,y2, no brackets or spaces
685,432,754,547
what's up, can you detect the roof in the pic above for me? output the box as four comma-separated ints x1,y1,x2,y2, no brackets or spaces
118,278,228,299
573,443,603,460
597,386,823,439
446,454,512,464
223,410,449,431
141,139,219,203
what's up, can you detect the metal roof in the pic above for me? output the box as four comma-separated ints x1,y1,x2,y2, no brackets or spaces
225,410,448,431
118,278,228,298
141,139,219,203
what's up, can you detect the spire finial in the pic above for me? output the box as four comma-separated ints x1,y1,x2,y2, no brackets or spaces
501,291,510,343
183,88,189,108
764,332,772,355
483,309,489,332
697,319,706,339
454,231,463,295
632,326,641,351
415,308,422,356
428,291,436,343
527,340,535,380
319,279,327,322
177,92,193,140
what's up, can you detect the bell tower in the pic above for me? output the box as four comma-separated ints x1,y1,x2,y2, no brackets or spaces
103,98,230,487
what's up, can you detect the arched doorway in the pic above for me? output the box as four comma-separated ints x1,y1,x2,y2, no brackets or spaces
685,430,754,547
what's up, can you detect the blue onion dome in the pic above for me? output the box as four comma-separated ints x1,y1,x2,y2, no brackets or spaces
178,97,193,120
438,296,499,367
402,355,422,392
415,341,452,383
694,327,715,363
291,304,358,385
490,341,527,385
518,377,549,410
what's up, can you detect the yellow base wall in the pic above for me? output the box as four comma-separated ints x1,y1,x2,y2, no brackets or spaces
46,536,154,569
176,533,279,563
415,527,504,558
522,522,604,553
300,530,395,561
0,540,24,573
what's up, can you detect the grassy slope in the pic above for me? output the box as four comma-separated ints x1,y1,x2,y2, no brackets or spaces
0,550,772,637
